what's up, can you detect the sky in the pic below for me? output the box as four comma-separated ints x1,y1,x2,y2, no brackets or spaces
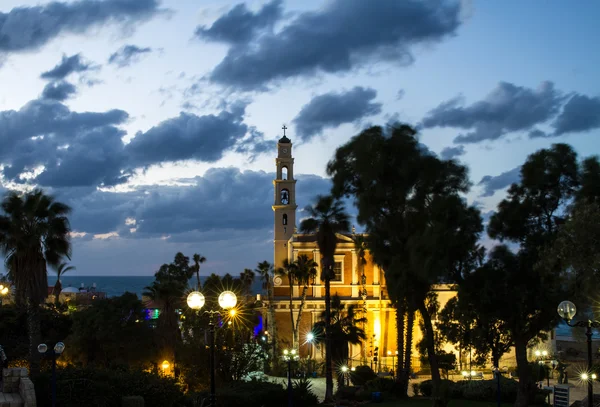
0,0,599,276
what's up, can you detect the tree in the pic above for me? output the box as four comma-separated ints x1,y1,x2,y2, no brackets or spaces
191,253,206,290
0,189,72,374
313,295,366,387
144,252,193,365
52,262,75,306
486,144,585,407
292,254,318,349
239,268,256,298
327,124,482,405
276,259,298,347
256,261,278,368
300,195,350,402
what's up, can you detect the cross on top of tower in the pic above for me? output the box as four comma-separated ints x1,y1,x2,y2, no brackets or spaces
282,124,287,136
279,124,291,143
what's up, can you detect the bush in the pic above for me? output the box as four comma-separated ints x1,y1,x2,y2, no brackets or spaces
349,365,377,386
34,366,186,407
412,382,420,396
418,379,455,399
292,377,319,407
122,396,144,407
216,381,286,407
363,377,397,393
335,386,360,401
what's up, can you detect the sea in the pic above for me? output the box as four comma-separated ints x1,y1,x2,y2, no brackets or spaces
46,276,265,299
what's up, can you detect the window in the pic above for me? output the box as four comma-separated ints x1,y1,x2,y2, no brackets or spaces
332,262,342,281
282,166,288,180
283,214,288,225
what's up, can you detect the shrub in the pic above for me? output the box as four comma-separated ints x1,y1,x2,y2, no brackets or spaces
335,386,360,401
34,366,186,407
418,379,455,399
216,381,287,407
292,377,319,407
363,377,397,393
122,396,144,407
419,380,433,397
412,382,420,396
349,365,377,386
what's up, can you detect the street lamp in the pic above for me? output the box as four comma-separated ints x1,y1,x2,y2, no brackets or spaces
341,365,350,387
187,289,237,407
306,332,315,376
557,300,600,407
283,349,299,407
38,342,65,407
0,284,8,305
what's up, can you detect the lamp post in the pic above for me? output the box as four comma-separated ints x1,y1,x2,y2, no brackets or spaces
187,290,237,407
558,300,600,407
341,365,349,387
283,348,299,407
38,342,65,407
306,332,315,376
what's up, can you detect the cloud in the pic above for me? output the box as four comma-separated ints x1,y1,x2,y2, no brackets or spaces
0,98,130,187
553,94,600,136
292,87,382,142
422,81,564,144
41,81,77,101
0,0,164,58
57,168,332,239
40,54,95,80
108,45,152,68
207,0,462,90
440,145,465,160
125,104,251,167
478,166,520,197
195,0,283,45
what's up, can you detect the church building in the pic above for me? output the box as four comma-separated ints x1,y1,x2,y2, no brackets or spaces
268,132,458,372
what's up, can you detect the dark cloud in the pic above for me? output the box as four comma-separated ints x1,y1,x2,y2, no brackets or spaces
41,81,77,101
40,54,95,80
422,81,564,144
207,0,462,90
125,105,250,167
553,94,600,136
0,0,164,58
440,145,465,160
0,98,129,187
195,0,283,45
108,45,152,68
293,87,382,142
478,166,520,197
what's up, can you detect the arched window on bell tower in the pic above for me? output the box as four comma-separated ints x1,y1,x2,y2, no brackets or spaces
282,166,288,180
283,214,288,225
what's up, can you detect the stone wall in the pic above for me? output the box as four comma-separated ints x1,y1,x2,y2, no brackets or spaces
2,368,37,407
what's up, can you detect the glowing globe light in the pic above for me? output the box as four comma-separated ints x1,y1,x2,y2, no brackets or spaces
582,373,589,381
187,291,205,310
557,300,577,321
306,332,314,342
37,344,48,354
162,360,170,370
218,291,237,309
54,342,65,354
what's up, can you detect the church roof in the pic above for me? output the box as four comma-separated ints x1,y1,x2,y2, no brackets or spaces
292,232,359,243
278,135,291,143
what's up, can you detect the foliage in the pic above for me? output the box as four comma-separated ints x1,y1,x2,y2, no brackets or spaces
215,380,318,407
122,396,145,407
412,382,421,396
349,365,377,386
255,260,278,370
52,262,76,306
327,124,483,404
292,377,320,407
0,189,72,374
312,294,366,380
300,194,350,402
34,366,186,407
65,293,158,369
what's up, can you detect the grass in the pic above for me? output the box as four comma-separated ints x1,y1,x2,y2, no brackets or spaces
364,399,515,407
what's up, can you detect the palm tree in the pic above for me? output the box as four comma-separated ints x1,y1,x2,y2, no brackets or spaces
293,254,318,349
353,234,369,363
256,261,278,365
0,189,72,374
300,195,350,402
191,253,206,290
52,262,75,306
239,268,256,298
276,259,298,347
313,294,367,387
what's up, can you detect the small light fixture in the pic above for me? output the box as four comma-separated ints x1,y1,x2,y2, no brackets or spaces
161,360,170,371
218,291,237,309
187,291,205,310
306,332,314,342
582,373,589,381
341,366,348,373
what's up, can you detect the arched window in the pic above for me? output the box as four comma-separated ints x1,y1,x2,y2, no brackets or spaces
280,189,289,205
282,166,288,180
283,214,288,225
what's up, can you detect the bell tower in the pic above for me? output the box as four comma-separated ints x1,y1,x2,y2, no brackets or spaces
273,126,297,268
